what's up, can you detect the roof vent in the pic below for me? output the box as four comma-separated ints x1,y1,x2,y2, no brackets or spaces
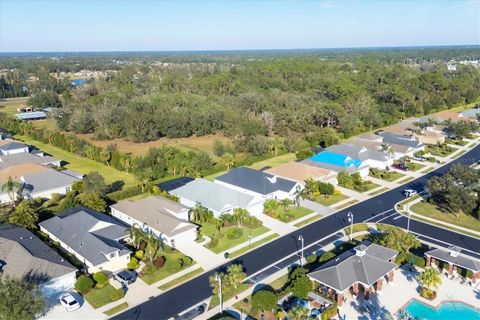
355,244,368,257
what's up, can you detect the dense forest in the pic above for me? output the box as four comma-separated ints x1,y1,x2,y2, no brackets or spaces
1,47,480,149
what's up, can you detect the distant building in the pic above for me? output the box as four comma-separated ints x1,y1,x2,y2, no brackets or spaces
14,111,47,121
0,139,29,155
0,152,61,169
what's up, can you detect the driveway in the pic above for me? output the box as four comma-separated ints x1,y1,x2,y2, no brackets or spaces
40,291,105,320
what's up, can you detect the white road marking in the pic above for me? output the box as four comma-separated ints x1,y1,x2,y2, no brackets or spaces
392,214,403,220
364,208,395,223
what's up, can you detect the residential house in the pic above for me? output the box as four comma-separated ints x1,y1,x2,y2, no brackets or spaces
418,110,472,124
325,144,393,170
377,132,425,159
39,207,131,274
170,179,258,216
0,224,77,298
21,168,80,200
265,162,338,186
0,139,29,155
214,167,300,202
111,196,197,246
383,118,446,145
0,152,61,169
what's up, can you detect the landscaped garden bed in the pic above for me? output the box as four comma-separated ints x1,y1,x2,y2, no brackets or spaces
263,199,313,222
369,168,405,182
425,144,456,157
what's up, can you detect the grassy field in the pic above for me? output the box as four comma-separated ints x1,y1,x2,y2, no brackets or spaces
15,134,137,188
314,193,349,206
0,97,30,115
294,214,322,227
248,153,296,170
229,233,279,258
158,267,204,291
139,249,195,285
103,302,129,316
271,206,313,223
411,201,480,232
84,284,124,309
201,222,269,254
369,170,405,182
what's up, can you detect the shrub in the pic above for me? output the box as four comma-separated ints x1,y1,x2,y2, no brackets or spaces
251,290,277,313
321,302,338,320
395,252,426,268
109,288,125,301
142,262,157,275
127,257,140,270
163,245,173,253
181,256,193,266
108,186,142,201
319,252,336,263
50,193,62,203
135,250,144,260
155,256,166,268
207,237,219,248
419,287,436,300
75,275,94,293
93,271,109,288
227,227,243,240
306,254,317,264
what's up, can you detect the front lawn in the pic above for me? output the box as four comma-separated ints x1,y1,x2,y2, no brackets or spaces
271,206,313,223
314,193,349,206
411,201,480,233
425,144,456,157
84,284,124,309
405,162,426,171
209,283,251,309
343,181,380,193
139,248,195,285
200,221,269,254
369,169,405,182
445,138,468,146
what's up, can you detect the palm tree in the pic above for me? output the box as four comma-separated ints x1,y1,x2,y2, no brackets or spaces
418,268,442,291
287,306,310,320
293,185,307,207
100,150,111,167
304,178,316,199
226,264,246,290
1,177,23,207
263,199,279,216
223,153,235,170
232,208,249,228
127,224,147,250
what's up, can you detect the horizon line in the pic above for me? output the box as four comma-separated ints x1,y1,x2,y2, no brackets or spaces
1,44,479,55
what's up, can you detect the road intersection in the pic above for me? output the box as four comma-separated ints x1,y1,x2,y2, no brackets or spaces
113,144,480,320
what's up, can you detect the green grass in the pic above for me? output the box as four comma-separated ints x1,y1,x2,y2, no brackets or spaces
445,138,468,146
84,284,124,309
15,134,137,188
341,181,381,193
335,199,358,209
139,249,195,285
229,233,279,258
294,214,323,227
420,167,435,174
313,193,349,206
201,222,269,254
368,187,389,196
344,223,370,235
369,170,405,182
0,97,30,115
270,206,313,223
103,302,129,316
248,153,296,170
209,283,251,309
425,144,456,158
397,176,415,184
411,201,480,233
405,162,426,171
451,149,467,159
158,268,204,291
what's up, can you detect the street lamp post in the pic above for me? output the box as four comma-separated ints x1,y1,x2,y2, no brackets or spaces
298,235,304,266
215,274,223,314
347,212,353,240
406,203,411,234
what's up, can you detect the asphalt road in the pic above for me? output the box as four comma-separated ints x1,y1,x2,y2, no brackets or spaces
114,144,480,320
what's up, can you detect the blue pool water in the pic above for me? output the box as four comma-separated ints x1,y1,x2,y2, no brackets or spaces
405,300,480,320
308,151,362,168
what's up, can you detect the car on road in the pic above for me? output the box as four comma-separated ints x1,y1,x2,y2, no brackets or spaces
113,270,137,286
393,163,409,171
403,189,418,198
59,293,81,312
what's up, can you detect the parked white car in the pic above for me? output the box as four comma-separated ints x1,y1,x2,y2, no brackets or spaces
403,189,418,198
59,293,81,312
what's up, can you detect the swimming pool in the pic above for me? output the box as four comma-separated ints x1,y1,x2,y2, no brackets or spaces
307,151,362,168
404,300,480,320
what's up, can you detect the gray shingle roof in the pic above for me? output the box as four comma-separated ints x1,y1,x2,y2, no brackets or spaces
378,132,423,149
308,241,398,292
0,153,59,169
327,144,391,162
426,247,480,272
171,179,254,213
39,207,131,266
111,196,196,238
0,224,76,283
0,141,28,152
461,108,480,119
215,167,297,195
23,170,79,194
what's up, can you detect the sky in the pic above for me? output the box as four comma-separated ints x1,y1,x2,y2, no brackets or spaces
0,0,479,52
